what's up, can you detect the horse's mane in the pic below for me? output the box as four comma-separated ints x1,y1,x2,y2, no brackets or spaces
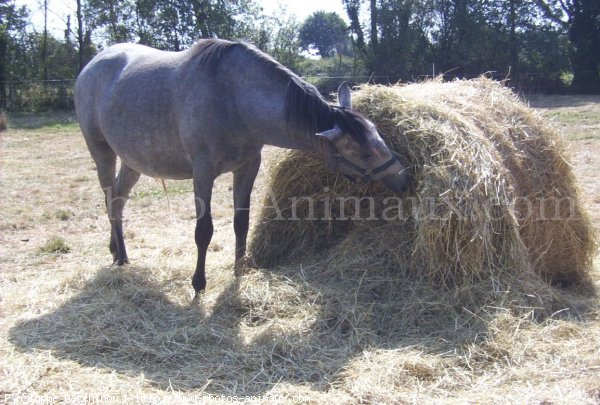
190,38,291,78
285,77,370,145
191,39,370,145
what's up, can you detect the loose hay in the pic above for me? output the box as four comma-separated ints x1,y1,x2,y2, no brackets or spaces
249,78,596,311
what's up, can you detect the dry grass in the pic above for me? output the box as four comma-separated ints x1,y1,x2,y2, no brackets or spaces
1,85,600,404
528,94,600,140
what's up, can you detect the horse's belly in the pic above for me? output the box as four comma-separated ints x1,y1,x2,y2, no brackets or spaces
112,138,194,180
100,103,194,179
130,157,193,180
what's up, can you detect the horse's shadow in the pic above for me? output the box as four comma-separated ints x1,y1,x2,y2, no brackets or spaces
9,265,262,393
8,262,595,396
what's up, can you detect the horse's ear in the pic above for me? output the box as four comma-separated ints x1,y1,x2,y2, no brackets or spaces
338,82,352,109
316,126,344,141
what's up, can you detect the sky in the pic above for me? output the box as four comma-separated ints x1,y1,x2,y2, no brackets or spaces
15,0,348,37
259,0,346,21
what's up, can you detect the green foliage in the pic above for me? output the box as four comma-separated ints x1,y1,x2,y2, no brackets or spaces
536,0,600,92
250,7,302,71
4,81,75,112
1,0,29,109
39,236,71,255
560,71,574,87
54,209,73,221
299,11,350,57
86,0,264,50
2,0,600,108
299,56,367,95
371,0,434,79
335,0,598,93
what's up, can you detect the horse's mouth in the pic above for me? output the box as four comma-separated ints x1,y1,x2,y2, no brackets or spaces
381,172,411,194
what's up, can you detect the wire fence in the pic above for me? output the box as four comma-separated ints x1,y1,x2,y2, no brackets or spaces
0,80,76,112
303,70,573,95
0,72,573,113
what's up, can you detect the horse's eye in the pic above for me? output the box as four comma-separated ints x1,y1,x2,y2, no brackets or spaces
360,153,372,159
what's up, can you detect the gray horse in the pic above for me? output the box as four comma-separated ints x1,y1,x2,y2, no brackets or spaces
75,39,410,295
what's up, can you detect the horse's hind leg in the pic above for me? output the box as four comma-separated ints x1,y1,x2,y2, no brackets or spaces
108,164,141,265
85,135,140,265
85,140,122,263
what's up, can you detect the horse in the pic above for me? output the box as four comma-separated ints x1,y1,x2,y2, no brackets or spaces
74,39,410,296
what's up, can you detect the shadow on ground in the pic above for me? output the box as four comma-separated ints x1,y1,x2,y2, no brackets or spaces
8,262,596,396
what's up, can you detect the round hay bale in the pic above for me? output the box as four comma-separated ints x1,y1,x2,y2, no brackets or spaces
248,78,595,291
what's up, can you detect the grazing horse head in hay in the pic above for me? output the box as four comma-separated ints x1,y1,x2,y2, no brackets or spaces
74,39,410,296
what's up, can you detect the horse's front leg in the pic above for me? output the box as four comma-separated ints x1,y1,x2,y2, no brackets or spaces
233,154,262,270
191,165,216,296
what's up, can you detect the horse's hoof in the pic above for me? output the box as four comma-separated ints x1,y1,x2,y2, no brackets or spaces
192,290,204,304
234,255,256,277
113,257,129,266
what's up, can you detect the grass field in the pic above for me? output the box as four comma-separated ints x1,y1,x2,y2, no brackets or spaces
1,94,599,404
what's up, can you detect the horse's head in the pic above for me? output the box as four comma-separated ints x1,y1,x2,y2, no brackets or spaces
317,83,411,193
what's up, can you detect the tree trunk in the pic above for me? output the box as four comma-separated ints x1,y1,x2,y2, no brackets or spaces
344,0,367,56
569,0,600,93
509,0,519,75
0,30,7,110
76,0,84,73
370,0,378,50
42,0,48,81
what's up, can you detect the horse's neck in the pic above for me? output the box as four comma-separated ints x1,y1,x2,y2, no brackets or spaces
236,76,331,157
266,91,332,156
260,126,329,157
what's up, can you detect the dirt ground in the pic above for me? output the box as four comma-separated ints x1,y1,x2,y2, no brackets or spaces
1,94,599,404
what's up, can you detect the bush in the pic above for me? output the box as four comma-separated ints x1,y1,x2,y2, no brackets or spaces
4,81,75,112
299,56,367,96
39,236,71,254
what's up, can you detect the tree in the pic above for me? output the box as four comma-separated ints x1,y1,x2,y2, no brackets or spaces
84,0,136,43
269,11,302,69
0,0,29,108
374,0,435,79
75,0,94,72
430,0,497,77
85,0,262,50
299,11,349,57
569,0,600,92
236,5,303,71
537,0,600,93
343,0,367,56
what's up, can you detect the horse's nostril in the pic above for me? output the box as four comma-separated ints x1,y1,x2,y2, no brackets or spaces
381,171,411,193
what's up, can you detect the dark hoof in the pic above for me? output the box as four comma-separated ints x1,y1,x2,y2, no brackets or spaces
192,290,204,304
112,257,129,266
234,255,256,277
192,277,206,296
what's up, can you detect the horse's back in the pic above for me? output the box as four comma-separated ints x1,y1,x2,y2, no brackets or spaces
75,43,194,178
75,43,173,118
76,43,160,134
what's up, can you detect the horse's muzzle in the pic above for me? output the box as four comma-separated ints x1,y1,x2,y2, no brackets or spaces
380,169,412,194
